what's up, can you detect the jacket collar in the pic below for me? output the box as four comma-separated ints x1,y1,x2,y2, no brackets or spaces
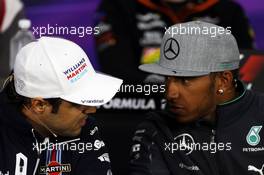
216,80,254,128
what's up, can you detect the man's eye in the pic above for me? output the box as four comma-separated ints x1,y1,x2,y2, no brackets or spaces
75,105,85,110
69,102,83,109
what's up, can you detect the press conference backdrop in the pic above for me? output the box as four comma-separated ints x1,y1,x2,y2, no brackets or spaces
23,0,264,69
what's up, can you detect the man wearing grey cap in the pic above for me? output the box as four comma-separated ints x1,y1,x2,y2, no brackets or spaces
129,21,264,175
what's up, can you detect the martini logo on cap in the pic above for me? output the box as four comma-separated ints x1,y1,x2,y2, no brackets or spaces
163,38,180,60
63,58,88,83
39,161,71,175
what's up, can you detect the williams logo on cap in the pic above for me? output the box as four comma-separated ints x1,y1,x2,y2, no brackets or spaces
163,38,180,60
63,58,89,83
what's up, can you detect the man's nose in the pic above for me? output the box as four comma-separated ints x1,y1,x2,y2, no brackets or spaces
166,81,180,100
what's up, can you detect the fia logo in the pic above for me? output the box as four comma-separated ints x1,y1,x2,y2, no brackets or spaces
247,126,262,146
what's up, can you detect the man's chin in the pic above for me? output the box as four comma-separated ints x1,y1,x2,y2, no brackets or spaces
169,111,198,123
175,117,197,123
63,129,82,137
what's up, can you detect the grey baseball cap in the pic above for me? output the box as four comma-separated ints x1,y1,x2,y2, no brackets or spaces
139,21,240,77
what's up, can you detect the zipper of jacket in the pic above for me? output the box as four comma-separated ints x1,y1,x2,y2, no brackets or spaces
31,129,49,175
210,129,221,175
211,129,215,143
32,129,41,175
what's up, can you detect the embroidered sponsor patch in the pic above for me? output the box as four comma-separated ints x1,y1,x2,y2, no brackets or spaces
81,99,104,104
63,58,88,83
39,161,71,175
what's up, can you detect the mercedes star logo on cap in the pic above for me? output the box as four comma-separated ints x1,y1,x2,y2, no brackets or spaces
164,38,180,60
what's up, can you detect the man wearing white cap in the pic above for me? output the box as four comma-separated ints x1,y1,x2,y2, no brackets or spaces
0,37,122,175
129,21,264,175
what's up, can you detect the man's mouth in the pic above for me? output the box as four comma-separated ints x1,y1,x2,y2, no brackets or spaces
79,116,88,127
79,118,86,127
168,103,186,113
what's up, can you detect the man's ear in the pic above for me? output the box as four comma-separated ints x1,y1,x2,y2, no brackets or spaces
30,98,48,114
215,71,234,94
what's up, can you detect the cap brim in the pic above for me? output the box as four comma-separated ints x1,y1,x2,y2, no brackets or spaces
139,63,210,77
60,72,122,106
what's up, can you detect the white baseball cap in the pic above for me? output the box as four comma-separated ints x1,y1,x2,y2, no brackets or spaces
14,36,123,106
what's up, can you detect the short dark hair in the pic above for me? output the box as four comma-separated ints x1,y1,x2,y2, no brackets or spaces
230,69,239,88
231,69,239,81
3,75,62,113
